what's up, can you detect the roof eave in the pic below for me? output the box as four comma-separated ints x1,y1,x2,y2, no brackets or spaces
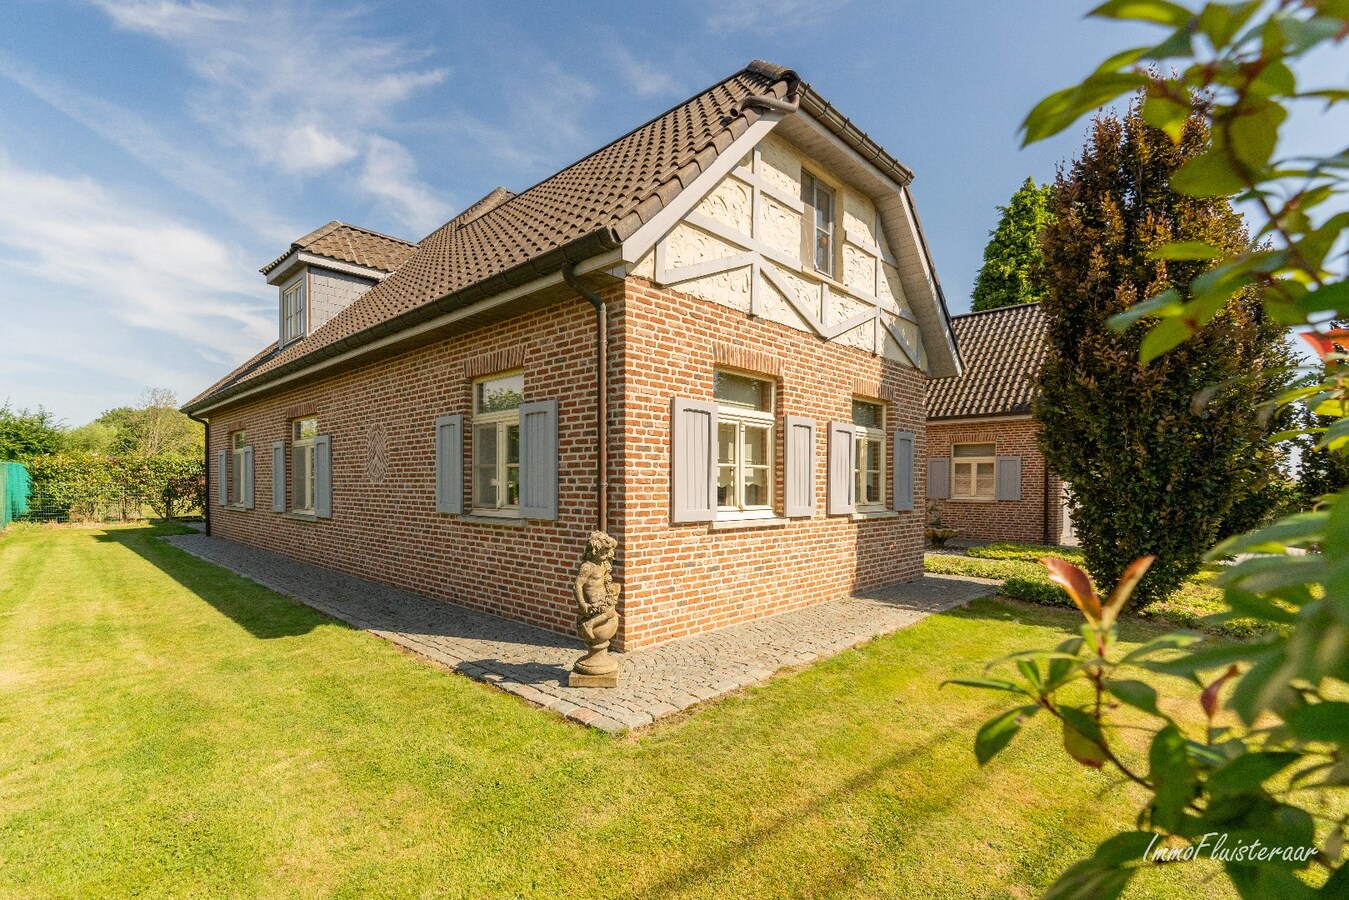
185,228,623,415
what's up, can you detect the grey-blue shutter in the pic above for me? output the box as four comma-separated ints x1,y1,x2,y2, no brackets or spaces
519,401,557,520
927,457,950,500
271,441,286,511
314,434,332,518
242,445,255,509
892,431,914,512
671,398,717,523
996,455,1022,501
217,449,228,507
434,414,464,514
827,422,855,515
784,415,816,518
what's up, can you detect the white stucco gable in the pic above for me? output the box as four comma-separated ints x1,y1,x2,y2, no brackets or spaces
619,109,959,378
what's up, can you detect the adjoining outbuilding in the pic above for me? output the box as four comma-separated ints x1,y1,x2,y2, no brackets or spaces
184,61,961,651
925,302,1074,546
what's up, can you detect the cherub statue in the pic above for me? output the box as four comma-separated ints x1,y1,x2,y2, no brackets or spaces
570,531,621,683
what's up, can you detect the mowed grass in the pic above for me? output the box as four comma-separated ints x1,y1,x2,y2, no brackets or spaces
0,525,1235,899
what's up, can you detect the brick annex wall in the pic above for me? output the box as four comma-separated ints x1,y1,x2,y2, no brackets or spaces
613,277,927,649
207,292,613,642
926,418,1064,545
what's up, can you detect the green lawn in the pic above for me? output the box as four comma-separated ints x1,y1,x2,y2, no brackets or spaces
0,525,1235,898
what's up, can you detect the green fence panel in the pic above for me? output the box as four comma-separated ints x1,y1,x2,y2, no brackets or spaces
1,462,31,528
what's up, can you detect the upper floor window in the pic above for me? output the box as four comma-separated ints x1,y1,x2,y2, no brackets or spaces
473,372,524,515
714,371,774,515
230,430,248,506
952,442,996,501
802,171,835,278
291,416,318,512
282,279,306,345
852,400,885,509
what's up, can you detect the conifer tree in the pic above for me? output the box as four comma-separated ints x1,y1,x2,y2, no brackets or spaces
1035,104,1288,606
970,177,1053,311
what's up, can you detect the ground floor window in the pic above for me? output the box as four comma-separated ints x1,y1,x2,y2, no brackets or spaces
714,371,775,515
852,400,885,509
952,442,996,500
230,430,248,506
472,372,523,514
291,416,318,512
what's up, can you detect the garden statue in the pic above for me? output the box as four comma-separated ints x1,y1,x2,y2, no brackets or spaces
568,531,621,687
925,500,962,548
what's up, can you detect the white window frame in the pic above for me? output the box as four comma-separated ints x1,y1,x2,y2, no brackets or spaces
803,170,836,278
951,442,997,502
230,430,248,506
714,371,776,520
281,276,307,346
291,416,318,514
852,401,886,510
471,371,523,518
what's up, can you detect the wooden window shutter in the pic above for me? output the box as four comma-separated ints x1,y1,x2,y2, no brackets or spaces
927,457,950,500
671,398,718,523
271,441,286,512
241,445,255,509
314,434,332,518
892,431,914,512
783,415,817,518
217,449,228,507
827,421,855,516
519,401,558,520
996,456,1022,501
434,415,464,514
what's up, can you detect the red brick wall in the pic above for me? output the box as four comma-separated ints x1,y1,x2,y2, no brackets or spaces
206,293,611,640
205,277,930,651
613,278,927,648
926,418,1064,545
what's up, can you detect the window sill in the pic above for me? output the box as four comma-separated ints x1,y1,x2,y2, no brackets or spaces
223,504,248,512
852,509,898,520
283,511,318,522
458,514,527,528
710,516,790,531
947,497,996,504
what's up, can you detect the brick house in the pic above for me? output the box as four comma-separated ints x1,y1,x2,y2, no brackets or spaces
925,302,1074,545
184,61,962,651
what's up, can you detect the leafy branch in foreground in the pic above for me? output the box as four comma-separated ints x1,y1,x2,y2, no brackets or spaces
950,2,1349,898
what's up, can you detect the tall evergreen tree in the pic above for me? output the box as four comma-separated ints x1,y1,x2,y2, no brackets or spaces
1035,104,1288,607
970,177,1054,311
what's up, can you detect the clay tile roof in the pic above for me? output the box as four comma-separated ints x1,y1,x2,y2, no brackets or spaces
260,221,418,276
927,302,1046,420
186,61,803,412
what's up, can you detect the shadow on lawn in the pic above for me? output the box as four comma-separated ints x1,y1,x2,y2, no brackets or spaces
95,526,324,640
102,527,584,655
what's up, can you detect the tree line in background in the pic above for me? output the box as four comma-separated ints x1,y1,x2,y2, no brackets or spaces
0,389,204,522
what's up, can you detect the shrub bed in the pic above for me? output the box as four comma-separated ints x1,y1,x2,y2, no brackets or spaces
925,546,1264,638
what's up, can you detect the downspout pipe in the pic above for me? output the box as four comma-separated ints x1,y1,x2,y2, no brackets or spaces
1043,463,1051,546
188,412,210,536
561,262,608,535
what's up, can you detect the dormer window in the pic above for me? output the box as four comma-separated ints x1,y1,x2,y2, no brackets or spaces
282,279,307,345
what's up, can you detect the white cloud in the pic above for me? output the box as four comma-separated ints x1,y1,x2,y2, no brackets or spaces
704,0,849,34
609,46,681,98
0,54,298,243
92,0,451,230
358,137,452,237
0,151,273,359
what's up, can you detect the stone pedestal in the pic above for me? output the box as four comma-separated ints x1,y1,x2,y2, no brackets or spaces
568,665,621,688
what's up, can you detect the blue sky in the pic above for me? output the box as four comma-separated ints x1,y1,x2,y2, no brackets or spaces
0,1,1339,426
